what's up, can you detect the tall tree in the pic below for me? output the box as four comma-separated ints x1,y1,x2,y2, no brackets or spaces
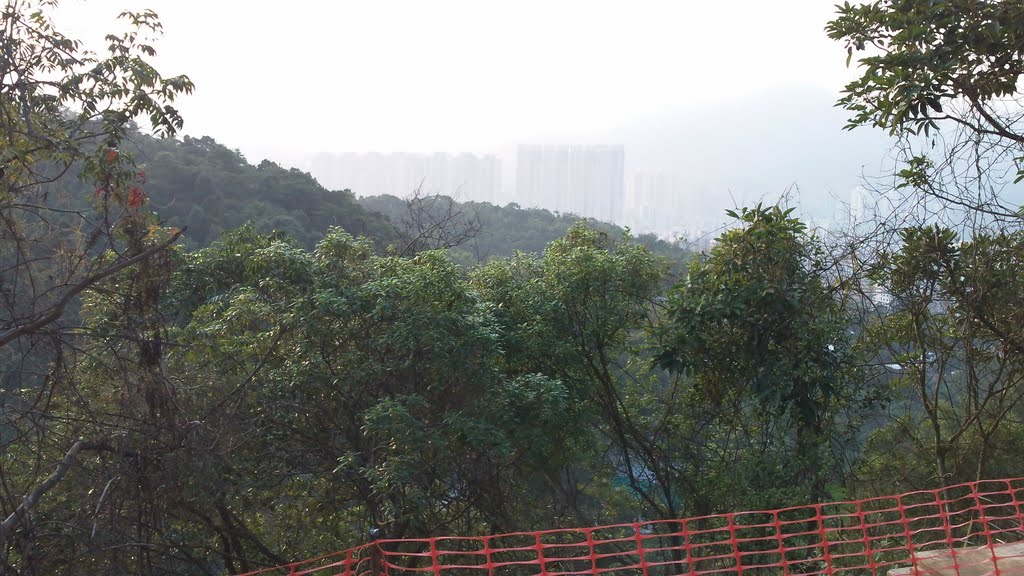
472,225,710,522
857,225,1024,491
0,1,192,572
657,206,863,504
828,1,1024,493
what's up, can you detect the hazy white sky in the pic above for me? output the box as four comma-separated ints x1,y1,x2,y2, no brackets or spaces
54,1,862,158
49,0,895,225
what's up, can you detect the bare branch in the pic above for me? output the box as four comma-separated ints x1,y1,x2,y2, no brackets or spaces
395,186,483,256
0,438,84,542
0,228,184,349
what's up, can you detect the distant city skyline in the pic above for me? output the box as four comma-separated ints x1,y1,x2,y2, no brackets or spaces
516,145,624,223
300,141,862,239
310,152,502,205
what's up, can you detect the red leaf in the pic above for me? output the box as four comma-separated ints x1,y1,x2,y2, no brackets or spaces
127,186,146,209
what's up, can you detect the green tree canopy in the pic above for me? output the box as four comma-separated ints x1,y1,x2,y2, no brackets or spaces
658,206,863,503
828,0,1024,140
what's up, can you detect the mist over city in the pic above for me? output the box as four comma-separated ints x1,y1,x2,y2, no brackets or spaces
54,0,894,238
303,84,893,241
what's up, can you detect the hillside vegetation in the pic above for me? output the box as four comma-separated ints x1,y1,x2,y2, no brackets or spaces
121,133,691,266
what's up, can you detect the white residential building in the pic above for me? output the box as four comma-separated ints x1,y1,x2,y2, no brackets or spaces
515,145,624,223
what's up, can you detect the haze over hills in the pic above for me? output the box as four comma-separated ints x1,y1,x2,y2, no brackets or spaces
611,87,895,221
50,1,885,238
295,87,894,238
46,131,692,264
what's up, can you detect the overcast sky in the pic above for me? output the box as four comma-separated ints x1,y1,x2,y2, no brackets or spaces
53,0,894,222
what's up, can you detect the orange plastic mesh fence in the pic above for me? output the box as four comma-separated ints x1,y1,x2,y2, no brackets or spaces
237,478,1024,576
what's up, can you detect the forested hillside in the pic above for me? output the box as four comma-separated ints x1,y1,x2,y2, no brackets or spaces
120,133,691,264
134,135,396,248
4,2,1024,575
358,193,690,266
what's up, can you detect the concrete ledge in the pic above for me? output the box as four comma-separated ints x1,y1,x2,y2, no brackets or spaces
887,543,1024,576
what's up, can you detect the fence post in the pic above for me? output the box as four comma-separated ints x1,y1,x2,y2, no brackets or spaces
974,482,1001,576
536,533,547,576
587,529,599,576
856,500,878,576
1011,480,1024,542
726,515,742,576
430,538,440,576
816,504,835,576
342,549,353,576
484,535,494,576
774,511,790,576
633,522,649,576
897,492,916,576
